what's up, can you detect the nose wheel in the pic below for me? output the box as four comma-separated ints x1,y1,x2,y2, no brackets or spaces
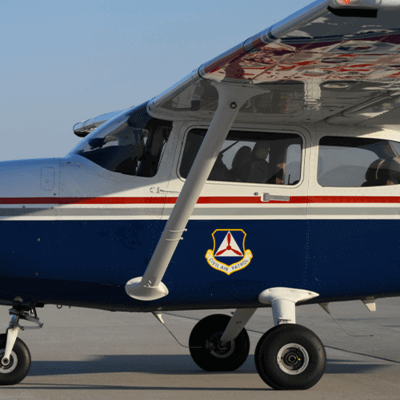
0,334,31,385
189,314,250,371
255,324,326,390
0,305,43,385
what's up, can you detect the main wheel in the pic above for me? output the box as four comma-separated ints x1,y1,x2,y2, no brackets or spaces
255,324,326,390
0,334,31,385
189,314,250,371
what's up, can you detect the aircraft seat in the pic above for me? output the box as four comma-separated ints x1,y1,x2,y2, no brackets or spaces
245,144,270,184
230,146,252,181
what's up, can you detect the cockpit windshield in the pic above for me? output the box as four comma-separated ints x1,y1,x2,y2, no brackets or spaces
70,103,172,177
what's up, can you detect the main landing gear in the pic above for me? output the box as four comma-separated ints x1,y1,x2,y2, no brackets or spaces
189,314,250,371
187,287,326,390
0,305,43,385
255,323,325,390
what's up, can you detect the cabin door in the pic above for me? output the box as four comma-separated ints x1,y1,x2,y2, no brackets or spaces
162,124,310,303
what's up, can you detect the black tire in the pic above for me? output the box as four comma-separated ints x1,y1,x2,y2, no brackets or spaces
0,334,31,385
189,314,250,372
255,324,326,390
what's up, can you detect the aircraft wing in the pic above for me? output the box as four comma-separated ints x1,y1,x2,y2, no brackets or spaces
149,0,400,126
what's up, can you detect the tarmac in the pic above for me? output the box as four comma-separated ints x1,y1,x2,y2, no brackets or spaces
0,298,400,400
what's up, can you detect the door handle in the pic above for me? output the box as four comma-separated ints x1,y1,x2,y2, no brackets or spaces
261,193,290,203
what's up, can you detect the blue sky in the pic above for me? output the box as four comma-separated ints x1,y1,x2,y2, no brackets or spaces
1,0,312,161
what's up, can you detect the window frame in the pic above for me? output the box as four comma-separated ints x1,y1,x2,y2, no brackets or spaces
177,124,307,189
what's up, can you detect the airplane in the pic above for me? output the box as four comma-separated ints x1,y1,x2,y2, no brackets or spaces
2,0,400,390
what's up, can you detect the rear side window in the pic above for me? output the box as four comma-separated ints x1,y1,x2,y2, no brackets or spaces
180,129,302,185
318,136,400,187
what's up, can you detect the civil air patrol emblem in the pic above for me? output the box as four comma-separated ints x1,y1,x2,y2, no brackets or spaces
205,229,253,275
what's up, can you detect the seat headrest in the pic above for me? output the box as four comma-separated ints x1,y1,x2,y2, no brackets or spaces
365,159,382,183
232,146,251,170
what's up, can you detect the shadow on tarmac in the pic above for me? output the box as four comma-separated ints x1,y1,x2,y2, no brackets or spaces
2,383,273,391
21,354,389,377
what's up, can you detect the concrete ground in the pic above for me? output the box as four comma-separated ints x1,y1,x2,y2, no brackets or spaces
0,298,400,400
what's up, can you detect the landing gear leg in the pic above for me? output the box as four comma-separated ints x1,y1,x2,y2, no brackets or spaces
0,306,43,385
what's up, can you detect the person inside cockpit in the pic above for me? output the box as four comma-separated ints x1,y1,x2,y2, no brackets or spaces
241,143,270,184
363,157,400,186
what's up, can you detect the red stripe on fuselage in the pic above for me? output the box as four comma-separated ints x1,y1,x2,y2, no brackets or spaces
0,196,400,205
0,197,164,204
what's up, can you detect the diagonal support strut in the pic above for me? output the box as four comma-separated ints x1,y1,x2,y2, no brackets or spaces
125,83,265,301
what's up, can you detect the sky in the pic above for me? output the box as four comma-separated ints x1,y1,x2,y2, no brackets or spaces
0,0,312,161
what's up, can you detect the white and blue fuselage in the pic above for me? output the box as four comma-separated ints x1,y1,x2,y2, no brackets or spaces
0,103,399,312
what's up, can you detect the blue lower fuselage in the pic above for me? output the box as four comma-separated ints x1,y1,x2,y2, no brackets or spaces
1,218,399,311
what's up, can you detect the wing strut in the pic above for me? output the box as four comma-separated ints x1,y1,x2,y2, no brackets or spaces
125,83,264,301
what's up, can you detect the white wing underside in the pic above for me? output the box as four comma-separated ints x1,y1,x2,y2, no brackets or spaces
149,0,400,127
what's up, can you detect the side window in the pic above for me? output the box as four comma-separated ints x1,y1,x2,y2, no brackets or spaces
318,136,400,187
180,129,302,185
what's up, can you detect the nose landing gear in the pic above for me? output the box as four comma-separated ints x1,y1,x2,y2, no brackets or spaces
0,334,31,385
0,305,43,385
